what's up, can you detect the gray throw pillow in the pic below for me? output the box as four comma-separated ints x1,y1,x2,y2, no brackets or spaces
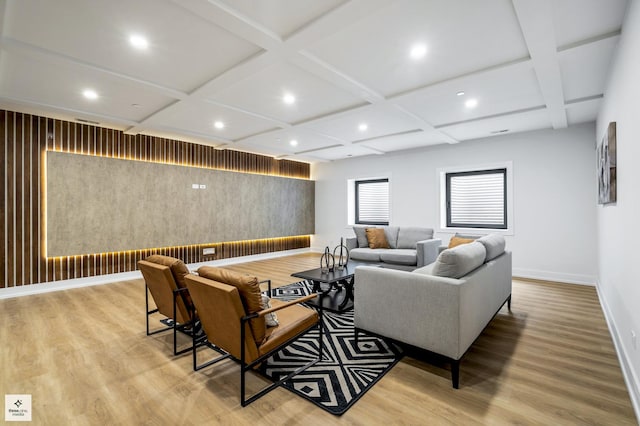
477,234,506,261
353,226,369,248
431,241,486,278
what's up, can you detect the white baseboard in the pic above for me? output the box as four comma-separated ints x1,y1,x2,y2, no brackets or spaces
595,281,640,422
187,248,310,270
0,270,143,299
512,268,595,286
0,248,311,300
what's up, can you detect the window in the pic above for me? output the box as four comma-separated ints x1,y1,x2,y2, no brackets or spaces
355,178,389,225
446,168,507,229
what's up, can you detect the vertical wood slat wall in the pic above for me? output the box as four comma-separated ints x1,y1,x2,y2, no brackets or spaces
0,110,311,289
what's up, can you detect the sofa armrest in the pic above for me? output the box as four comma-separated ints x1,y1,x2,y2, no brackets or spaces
354,266,462,359
346,237,358,251
416,238,442,267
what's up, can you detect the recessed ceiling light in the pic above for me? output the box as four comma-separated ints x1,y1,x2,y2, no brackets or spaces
129,34,148,50
283,93,296,105
409,43,427,60
290,139,298,146
465,98,478,109
214,121,225,129
83,89,98,100
358,123,368,132
456,91,465,96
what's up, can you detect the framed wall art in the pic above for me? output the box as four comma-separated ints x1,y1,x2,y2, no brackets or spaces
597,121,617,204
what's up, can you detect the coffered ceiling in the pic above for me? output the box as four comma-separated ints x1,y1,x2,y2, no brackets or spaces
0,0,629,163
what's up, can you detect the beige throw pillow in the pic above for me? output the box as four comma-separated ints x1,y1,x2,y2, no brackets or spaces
366,228,390,249
448,236,474,249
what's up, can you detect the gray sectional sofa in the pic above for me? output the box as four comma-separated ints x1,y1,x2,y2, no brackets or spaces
346,226,441,270
353,233,512,388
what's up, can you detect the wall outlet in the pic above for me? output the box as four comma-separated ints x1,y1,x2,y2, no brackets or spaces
632,330,637,350
203,247,215,255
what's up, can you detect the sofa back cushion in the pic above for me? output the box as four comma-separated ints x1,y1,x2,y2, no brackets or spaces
397,227,434,249
454,232,481,240
384,226,399,249
353,226,370,248
476,234,506,261
431,241,486,278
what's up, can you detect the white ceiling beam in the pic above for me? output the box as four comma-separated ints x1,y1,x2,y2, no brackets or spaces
293,51,384,103
0,95,138,128
284,0,392,48
188,50,278,98
557,29,621,53
512,0,567,129
170,0,283,51
132,122,233,146
0,37,188,100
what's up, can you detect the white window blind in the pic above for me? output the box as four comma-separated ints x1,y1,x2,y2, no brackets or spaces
446,169,506,229
356,179,389,225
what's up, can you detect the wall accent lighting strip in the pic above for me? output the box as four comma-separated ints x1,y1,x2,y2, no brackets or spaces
0,109,311,288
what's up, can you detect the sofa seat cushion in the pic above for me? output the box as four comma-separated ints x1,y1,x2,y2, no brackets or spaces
397,227,434,249
350,248,387,262
379,249,417,266
412,263,436,276
431,241,487,279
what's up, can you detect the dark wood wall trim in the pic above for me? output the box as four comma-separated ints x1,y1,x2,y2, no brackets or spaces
0,109,311,288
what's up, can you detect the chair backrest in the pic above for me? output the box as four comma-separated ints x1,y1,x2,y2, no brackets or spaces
185,274,260,363
138,260,191,324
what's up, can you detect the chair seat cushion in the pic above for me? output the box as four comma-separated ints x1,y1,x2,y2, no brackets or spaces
259,300,318,355
350,248,386,262
379,249,417,265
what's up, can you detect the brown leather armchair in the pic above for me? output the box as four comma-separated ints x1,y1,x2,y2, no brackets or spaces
138,255,197,355
185,266,323,407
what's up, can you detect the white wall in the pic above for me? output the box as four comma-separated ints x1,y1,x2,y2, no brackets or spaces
596,0,640,416
312,123,597,285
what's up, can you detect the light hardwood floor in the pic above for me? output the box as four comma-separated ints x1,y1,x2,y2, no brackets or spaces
1,253,636,425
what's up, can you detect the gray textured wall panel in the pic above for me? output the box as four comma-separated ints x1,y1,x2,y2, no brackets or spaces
46,152,315,256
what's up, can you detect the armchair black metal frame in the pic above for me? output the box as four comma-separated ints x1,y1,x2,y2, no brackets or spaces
139,259,200,357
145,285,198,356
187,274,325,407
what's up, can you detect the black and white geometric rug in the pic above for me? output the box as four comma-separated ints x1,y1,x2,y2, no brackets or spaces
263,280,403,415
